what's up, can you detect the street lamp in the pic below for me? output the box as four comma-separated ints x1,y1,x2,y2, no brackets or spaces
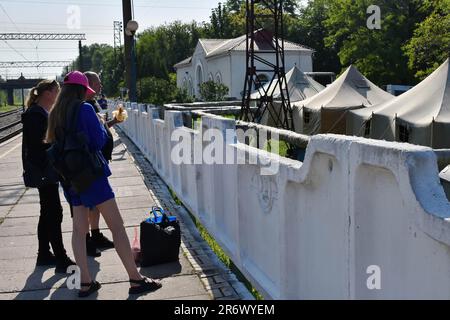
126,20,139,102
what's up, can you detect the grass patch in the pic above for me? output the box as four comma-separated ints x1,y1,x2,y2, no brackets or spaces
264,139,289,158
192,114,237,129
192,117,201,129
168,188,182,206
0,105,20,113
168,187,263,300
223,114,237,120
0,217,4,226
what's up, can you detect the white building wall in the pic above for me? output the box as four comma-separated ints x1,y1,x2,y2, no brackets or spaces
176,65,193,95
285,51,313,74
176,46,313,100
229,51,313,99
204,56,231,95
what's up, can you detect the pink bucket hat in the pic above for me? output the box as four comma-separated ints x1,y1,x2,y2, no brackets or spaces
63,71,96,95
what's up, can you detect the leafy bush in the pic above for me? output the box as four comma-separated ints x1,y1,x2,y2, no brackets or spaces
199,81,229,101
138,73,194,105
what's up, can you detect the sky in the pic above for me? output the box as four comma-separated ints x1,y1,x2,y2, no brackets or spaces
0,0,223,79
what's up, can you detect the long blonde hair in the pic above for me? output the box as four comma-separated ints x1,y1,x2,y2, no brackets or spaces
25,79,59,108
46,84,86,143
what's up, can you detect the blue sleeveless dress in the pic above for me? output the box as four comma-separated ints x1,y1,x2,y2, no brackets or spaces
63,102,115,209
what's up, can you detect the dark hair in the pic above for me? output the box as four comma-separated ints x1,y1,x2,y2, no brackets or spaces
25,80,59,108
46,84,86,143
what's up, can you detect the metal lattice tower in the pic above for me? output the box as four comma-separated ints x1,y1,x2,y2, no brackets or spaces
0,33,87,71
113,21,123,62
240,0,293,131
0,33,86,40
0,61,71,68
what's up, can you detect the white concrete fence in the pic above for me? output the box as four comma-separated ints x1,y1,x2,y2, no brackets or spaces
109,101,450,299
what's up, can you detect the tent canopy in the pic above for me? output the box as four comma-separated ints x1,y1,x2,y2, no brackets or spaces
293,65,393,111
291,65,393,134
373,58,450,125
250,66,325,102
355,58,450,148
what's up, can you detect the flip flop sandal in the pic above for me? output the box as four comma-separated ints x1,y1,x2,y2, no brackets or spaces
78,281,101,298
129,278,162,295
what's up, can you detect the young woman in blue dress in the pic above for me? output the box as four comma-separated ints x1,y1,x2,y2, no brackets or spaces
46,71,161,298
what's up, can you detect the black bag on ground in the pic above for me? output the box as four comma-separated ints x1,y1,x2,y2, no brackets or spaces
46,100,104,194
140,207,181,267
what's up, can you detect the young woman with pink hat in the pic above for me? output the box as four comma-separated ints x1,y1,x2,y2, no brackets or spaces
46,71,162,298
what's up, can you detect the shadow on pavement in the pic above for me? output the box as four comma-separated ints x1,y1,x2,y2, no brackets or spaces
13,266,66,300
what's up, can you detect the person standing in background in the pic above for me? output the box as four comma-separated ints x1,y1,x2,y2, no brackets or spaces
21,79,76,273
98,94,108,110
84,71,122,257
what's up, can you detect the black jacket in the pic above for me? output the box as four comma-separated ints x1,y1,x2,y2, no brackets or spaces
21,103,58,187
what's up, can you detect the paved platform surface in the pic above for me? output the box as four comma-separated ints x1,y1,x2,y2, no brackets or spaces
0,131,251,300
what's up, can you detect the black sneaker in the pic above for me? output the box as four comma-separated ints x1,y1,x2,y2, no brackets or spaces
36,252,57,267
55,256,76,274
91,232,114,250
86,235,102,257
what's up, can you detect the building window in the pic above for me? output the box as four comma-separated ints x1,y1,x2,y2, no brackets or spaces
399,124,409,142
208,73,213,82
304,110,311,124
196,64,203,92
215,72,222,84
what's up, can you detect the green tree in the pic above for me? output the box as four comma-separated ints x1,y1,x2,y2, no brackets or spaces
225,0,300,15
209,2,234,38
199,81,229,101
138,76,176,106
324,0,430,85
226,0,243,12
64,43,123,97
287,0,340,73
136,21,207,79
403,0,450,80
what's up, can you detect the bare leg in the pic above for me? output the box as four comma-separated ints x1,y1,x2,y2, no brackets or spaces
72,206,92,286
96,198,142,283
89,207,101,230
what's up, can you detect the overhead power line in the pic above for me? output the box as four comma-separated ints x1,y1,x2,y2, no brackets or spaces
0,0,212,9
1,40,30,61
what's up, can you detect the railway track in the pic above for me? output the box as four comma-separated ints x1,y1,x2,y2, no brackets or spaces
0,110,23,144
0,109,21,118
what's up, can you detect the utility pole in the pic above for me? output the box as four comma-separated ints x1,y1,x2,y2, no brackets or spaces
78,40,83,72
122,0,133,100
19,73,25,112
113,21,123,64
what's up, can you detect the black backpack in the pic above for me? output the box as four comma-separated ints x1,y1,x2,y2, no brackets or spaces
46,101,105,194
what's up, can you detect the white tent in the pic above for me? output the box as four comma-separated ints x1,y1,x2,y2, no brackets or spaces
291,65,393,135
254,67,324,129
346,103,389,138
357,58,450,148
251,66,324,102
